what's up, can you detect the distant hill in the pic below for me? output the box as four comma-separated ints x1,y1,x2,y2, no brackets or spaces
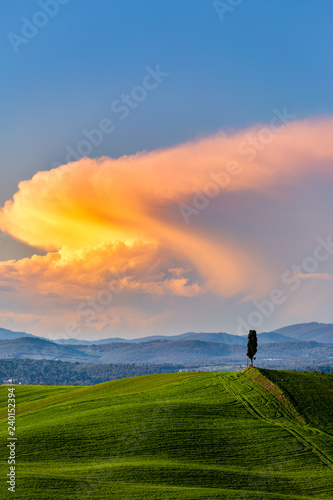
0,324,333,368
0,327,37,340
0,337,97,362
54,331,298,345
272,322,333,343
56,337,127,345
2,323,333,346
54,332,246,345
249,331,299,344
72,340,244,364
63,339,333,365
129,332,246,344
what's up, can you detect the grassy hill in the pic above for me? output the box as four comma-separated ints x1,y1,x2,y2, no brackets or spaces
1,369,333,499
258,369,333,434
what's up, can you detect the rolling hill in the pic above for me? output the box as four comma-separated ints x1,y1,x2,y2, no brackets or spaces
127,331,248,344
272,322,333,343
0,369,332,499
0,327,36,340
254,331,299,343
0,337,97,362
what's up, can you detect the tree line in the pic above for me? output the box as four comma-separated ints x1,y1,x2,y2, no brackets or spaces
0,359,182,385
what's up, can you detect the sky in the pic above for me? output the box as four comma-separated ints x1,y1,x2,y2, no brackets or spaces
0,0,333,340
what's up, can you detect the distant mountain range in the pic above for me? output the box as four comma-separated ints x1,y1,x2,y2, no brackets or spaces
0,323,333,368
1,323,333,347
0,336,96,362
270,322,333,344
0,327,299,345
0,328,37,340
52,327,320,345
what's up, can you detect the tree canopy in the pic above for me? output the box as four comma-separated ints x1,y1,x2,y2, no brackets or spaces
247,330,258,367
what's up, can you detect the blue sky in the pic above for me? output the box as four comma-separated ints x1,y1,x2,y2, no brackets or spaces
1,0,332,201
1,1,333,338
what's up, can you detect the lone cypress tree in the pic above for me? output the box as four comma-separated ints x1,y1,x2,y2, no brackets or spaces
247,330,258,367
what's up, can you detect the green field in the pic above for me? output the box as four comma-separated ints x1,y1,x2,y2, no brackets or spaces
1,368,333,499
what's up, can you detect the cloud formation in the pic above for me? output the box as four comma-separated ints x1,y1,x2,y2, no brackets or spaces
1,116,333,337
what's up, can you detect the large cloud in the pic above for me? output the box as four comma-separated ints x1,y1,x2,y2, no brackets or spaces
2,116,333,250
1,116,333,337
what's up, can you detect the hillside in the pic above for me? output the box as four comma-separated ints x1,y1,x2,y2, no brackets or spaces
260,369,333,434
0,337,97,362
1,370,333,499
0,327,36,340
272,322,333,343
255,331,299,343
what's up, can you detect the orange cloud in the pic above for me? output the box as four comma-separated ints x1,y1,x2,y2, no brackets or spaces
2,117,333,252
1,116,333,336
